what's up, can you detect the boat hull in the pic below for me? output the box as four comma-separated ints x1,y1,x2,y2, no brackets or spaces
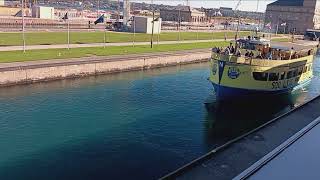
212,79,311,101
209,52,314,101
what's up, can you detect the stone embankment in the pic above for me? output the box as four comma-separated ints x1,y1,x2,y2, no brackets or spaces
0,49,211,86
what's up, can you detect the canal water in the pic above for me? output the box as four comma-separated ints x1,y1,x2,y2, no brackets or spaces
0,58,319,180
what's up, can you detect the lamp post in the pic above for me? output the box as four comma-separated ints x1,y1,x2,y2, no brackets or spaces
157,18,160,45
21,0,26,53
133,16,136,47
178,8,181,43
150,10,155,48
67,17,70,50
150,0,155,48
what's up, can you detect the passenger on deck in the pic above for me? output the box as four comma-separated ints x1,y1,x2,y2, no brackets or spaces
225,47,231,55
212,47,218,52
308,49,313,56
231,46,235,54
256,52,263,59
236,49,241,57
245,50,249,57
216,47,221,53
249,51,254,57
273,49,280,60
289,47,295,60
267,51,272,60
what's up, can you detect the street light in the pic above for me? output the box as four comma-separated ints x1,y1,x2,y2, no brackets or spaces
21,0,26,53
150,0,154,48
133,16,136,47
150,10,155,48
178,8,181,43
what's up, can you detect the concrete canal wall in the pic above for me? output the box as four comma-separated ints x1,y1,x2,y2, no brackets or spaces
161,94,320,180
0,49,211,86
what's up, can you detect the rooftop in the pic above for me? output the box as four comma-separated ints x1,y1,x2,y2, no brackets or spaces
268,0,304,7
160,5,190,12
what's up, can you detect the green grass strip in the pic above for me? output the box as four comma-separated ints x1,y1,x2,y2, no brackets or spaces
0,31,251,46
0,41,229,63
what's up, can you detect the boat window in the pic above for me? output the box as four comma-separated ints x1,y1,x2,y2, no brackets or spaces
298,67,303,75
253,72,268,81
280,72,285,80
268,73,279,81
293,69,298,77
287,71,293,79
303,66,307,73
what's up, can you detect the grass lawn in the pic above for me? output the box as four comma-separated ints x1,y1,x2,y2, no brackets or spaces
0,41,229,63
0,31,251,46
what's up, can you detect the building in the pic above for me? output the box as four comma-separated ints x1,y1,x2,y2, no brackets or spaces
160,6,207,23
191,8,206,23
265,0,320,33
219,7,234,17
32,6,54,19
0,6,21,16
0,0,4,6
54,8,84,19
133,16,161,34
160,6,191,22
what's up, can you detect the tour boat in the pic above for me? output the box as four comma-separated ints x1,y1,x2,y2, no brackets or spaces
209,37,316,101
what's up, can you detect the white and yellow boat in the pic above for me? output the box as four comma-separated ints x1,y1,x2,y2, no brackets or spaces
209,38,316,100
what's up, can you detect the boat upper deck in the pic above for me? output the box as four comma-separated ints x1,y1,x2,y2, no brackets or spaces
211,38,317,66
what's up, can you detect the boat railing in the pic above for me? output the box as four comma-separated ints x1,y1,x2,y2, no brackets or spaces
212,48,316,65
211,52,251,64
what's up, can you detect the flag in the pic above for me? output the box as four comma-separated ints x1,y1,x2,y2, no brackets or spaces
265,22,271,29
62,13,68,21
94,14,104,25
128,16,134,22
152,17,160,23
280,22,286,26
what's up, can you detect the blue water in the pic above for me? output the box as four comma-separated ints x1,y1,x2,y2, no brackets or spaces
0,58,319,180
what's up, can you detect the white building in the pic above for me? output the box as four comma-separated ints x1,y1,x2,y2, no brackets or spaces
0,0,4,6
133,16,161,34
32,6,54,19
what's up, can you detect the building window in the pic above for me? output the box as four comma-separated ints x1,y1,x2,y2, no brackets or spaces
280,72,286,80
293,69,298,77
298,67,303,75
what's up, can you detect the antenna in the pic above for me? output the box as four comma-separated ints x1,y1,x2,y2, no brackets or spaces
186,0,190,6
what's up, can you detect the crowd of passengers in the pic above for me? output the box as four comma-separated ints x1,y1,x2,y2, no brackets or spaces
212,41,314,60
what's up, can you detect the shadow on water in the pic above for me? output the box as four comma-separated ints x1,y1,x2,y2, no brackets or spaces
203,93,298,148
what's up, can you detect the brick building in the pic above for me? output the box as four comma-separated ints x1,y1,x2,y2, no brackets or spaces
160,6,207,23
160,6,191,22
265,0,320,33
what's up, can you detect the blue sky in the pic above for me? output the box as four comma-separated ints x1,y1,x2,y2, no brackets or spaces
132,0,277,12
